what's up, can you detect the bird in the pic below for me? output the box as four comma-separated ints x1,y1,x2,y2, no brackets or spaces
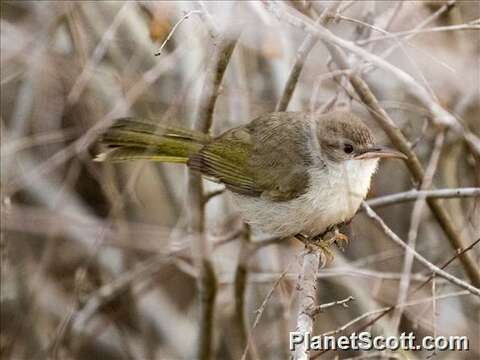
95,110,406,256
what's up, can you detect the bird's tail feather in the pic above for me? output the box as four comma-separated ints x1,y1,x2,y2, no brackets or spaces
95,118,210,163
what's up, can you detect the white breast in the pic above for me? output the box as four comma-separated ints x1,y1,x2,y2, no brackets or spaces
232,159,378,237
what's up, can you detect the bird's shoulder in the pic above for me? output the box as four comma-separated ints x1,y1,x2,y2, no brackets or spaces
188,112,316,201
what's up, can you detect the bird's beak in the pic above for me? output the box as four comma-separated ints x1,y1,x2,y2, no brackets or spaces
354,145,407,160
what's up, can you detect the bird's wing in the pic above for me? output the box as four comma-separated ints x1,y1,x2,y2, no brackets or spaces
188,112,314,201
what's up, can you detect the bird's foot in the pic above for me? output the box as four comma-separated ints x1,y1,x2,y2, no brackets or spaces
323,227,349,252
295,234,335,264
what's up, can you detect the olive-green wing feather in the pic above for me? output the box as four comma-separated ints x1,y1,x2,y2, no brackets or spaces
187,112,314,201
188,127,262,196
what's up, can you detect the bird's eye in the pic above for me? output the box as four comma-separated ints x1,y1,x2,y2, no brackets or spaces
343,143,354,154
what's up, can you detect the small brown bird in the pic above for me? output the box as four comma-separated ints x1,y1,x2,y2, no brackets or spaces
96,110,406,252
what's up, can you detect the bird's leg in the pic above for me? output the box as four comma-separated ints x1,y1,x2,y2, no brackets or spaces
295,233,335,264
323,226,349,252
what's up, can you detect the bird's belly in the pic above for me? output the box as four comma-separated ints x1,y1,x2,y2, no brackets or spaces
233,189,361,238
232,160,377,238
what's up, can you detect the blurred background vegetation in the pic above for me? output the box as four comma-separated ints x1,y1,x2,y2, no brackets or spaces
1,1,479,359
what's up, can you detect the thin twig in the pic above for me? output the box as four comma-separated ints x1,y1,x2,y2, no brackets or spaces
304,20,480,286
67,2,133,104
362,203,480,297
240,263,291,360
320,290,469,338
312,238,480,359
366,187,480,208
392,131,445,332
358,23,480,45
71,256,171,333
265,1,480,154
275,1,341,112
310,295,355,317
154,10,202,56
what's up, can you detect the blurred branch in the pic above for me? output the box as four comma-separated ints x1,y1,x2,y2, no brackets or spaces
233,226,254,358
320,38,480,287
71,256,170,337
266,1,480,155
241,263,291,360
203,188,225,204
5,44,180,195
67,2,133,104
392,130,445,332
267,0,480,286
362,203,480,297
320,290,469,338
275,1,341,112
345,74,480,287
362,0,457,73
312,238,480,359
366,187,480,208
358,22,480,45
187,25,241,360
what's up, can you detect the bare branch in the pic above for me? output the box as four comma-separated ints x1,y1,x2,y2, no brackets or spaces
275,1,341,112
154,10,203,56
241,263,291,360
392,130,445,332
293,249,323,360
366,187,480,208
310,295,355,317
362,203,480,297
265,1,480,155
187,25,242,360
358,23,480,45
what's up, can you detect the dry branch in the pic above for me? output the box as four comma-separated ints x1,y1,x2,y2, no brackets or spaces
392,131,445,331
187,27,241,360
275,1,341,112
267,0,480,288
266,1,480,154
293,249,323,360
366,187,480,208
362,203,480,297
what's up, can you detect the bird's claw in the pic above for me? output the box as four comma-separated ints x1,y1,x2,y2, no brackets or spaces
323,227,349,252
295,228,349,264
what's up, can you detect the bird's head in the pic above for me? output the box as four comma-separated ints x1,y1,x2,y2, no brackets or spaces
315,111,407,164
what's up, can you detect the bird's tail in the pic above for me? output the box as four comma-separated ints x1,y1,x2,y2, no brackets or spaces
94,118,211,163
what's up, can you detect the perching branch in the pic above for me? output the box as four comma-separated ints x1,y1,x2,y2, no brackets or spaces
293,248,323,360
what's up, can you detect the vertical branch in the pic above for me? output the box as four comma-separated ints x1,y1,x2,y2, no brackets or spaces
233,225,252,357
188,28,241,360
392,131,445,332
294,249,323,360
